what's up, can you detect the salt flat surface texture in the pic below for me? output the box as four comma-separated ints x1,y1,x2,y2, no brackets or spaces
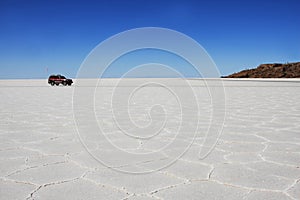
0,78,300,200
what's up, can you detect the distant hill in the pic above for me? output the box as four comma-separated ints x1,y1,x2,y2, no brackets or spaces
222,62,300,78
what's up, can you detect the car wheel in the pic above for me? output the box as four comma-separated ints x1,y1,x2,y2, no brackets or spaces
68,83,72,86
63,82,67,86
50,82,55,86
56,83,59,86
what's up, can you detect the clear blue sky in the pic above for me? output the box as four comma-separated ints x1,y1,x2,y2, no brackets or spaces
0,0,299,78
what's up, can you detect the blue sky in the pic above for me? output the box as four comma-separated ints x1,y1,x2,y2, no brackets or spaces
0,0,299,78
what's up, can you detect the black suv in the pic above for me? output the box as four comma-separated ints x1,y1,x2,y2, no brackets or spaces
48,75,73,86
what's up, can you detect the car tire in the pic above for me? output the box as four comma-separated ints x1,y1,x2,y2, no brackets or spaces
56,83,59,86
63,82,67,86
50,82,55,86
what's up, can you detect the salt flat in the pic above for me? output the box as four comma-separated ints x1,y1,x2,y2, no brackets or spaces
0,78,300,200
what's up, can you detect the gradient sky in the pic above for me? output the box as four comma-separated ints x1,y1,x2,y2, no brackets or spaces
0,0,299,78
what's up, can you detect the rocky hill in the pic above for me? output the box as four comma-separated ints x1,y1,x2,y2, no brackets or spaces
222,62,300,78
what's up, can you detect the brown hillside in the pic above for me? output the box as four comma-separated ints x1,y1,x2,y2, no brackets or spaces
222,62,300,78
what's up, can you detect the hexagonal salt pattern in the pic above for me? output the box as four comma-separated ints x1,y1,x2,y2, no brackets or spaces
0,79,299,200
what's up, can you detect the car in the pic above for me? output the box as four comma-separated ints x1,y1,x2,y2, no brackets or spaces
48,75,73,86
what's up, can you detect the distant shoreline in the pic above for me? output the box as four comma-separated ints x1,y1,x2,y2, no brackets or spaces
1,78,300,82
